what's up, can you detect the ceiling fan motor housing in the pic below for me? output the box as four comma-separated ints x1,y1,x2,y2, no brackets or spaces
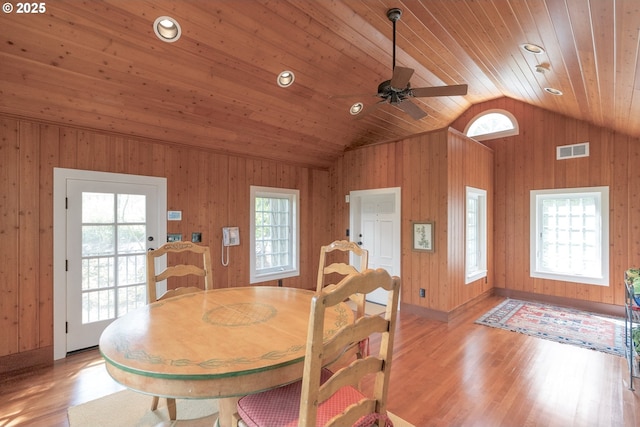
377,80,411,104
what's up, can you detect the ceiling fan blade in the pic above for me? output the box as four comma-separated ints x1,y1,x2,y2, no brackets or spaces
395,100,428,120
411,84,468,98
390,66,414,90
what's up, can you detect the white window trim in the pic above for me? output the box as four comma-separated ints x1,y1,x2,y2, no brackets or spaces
529,186,609,286
250,185,300,284
464,109,519,141
466,186,488,284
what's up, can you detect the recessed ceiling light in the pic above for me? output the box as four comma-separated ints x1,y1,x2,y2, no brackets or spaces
350,102,363,115
520,43,545,54
277,71,295,87
535,63,550,74
544,87,563,96
154,16,181,43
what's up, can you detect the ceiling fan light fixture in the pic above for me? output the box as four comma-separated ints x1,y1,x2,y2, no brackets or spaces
277,71,295,87
350,102,363,115
520,43,545,54
154,16,181,42
544,87,563,96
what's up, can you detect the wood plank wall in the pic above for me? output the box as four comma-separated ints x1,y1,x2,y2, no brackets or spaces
0,115,330,368
330,128,494,315
447,130,495,310
7,95,636,371
451,97,640,307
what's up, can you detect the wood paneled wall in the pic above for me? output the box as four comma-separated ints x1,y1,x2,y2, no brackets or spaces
451,97,640,306
6,95,637,371
0,115,330,368
330,128,494,314
446,130,495,309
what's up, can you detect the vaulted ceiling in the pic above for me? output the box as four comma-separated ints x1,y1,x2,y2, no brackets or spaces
1,0,639,168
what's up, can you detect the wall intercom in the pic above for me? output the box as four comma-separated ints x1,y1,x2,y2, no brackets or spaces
221,227,239,266
222,227,240,246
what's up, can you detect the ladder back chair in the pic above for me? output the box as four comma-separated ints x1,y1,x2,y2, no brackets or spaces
317,240,369,318
318,240,370,359
146,241,214,420
235,268,400,427
147,241,213,303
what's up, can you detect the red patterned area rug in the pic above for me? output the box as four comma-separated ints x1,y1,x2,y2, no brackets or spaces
475,298,626,357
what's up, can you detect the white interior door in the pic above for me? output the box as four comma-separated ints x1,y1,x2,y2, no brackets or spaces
350,188,401,305
53,168,167,358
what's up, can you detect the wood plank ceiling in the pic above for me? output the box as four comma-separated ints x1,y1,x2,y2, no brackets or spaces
1,0,639,169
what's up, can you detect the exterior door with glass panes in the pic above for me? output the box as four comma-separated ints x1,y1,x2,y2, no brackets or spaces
65,180,159,352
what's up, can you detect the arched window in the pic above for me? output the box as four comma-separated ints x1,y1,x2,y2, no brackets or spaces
464,109,519,141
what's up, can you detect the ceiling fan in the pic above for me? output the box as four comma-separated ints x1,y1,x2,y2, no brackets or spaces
359,8,468,120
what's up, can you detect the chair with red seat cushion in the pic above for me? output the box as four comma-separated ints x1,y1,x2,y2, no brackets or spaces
235,268,400,427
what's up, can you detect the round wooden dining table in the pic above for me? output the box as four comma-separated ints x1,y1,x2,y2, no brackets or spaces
99,286,353,427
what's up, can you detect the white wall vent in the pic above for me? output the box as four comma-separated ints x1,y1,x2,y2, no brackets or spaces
557,142,589,160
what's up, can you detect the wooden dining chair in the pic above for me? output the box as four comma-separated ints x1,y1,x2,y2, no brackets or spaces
146,240,213,420
317,240,370,359
147,241,213,303
317,240,369,318
235,268,400,427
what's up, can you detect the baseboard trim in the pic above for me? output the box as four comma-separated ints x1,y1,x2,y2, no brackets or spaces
401,303,450,322
401,289,495,322
448,289,495,319
494,288,625,318
0,346,52,376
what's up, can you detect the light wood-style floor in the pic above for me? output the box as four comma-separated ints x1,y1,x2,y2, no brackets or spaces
1,295,639,427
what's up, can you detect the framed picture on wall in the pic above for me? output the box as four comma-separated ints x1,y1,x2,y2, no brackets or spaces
413,222,434,252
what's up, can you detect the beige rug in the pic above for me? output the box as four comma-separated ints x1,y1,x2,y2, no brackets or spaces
68,389,414,427
68,389,218,426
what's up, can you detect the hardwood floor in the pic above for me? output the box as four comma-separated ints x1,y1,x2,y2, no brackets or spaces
1,295,639,427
